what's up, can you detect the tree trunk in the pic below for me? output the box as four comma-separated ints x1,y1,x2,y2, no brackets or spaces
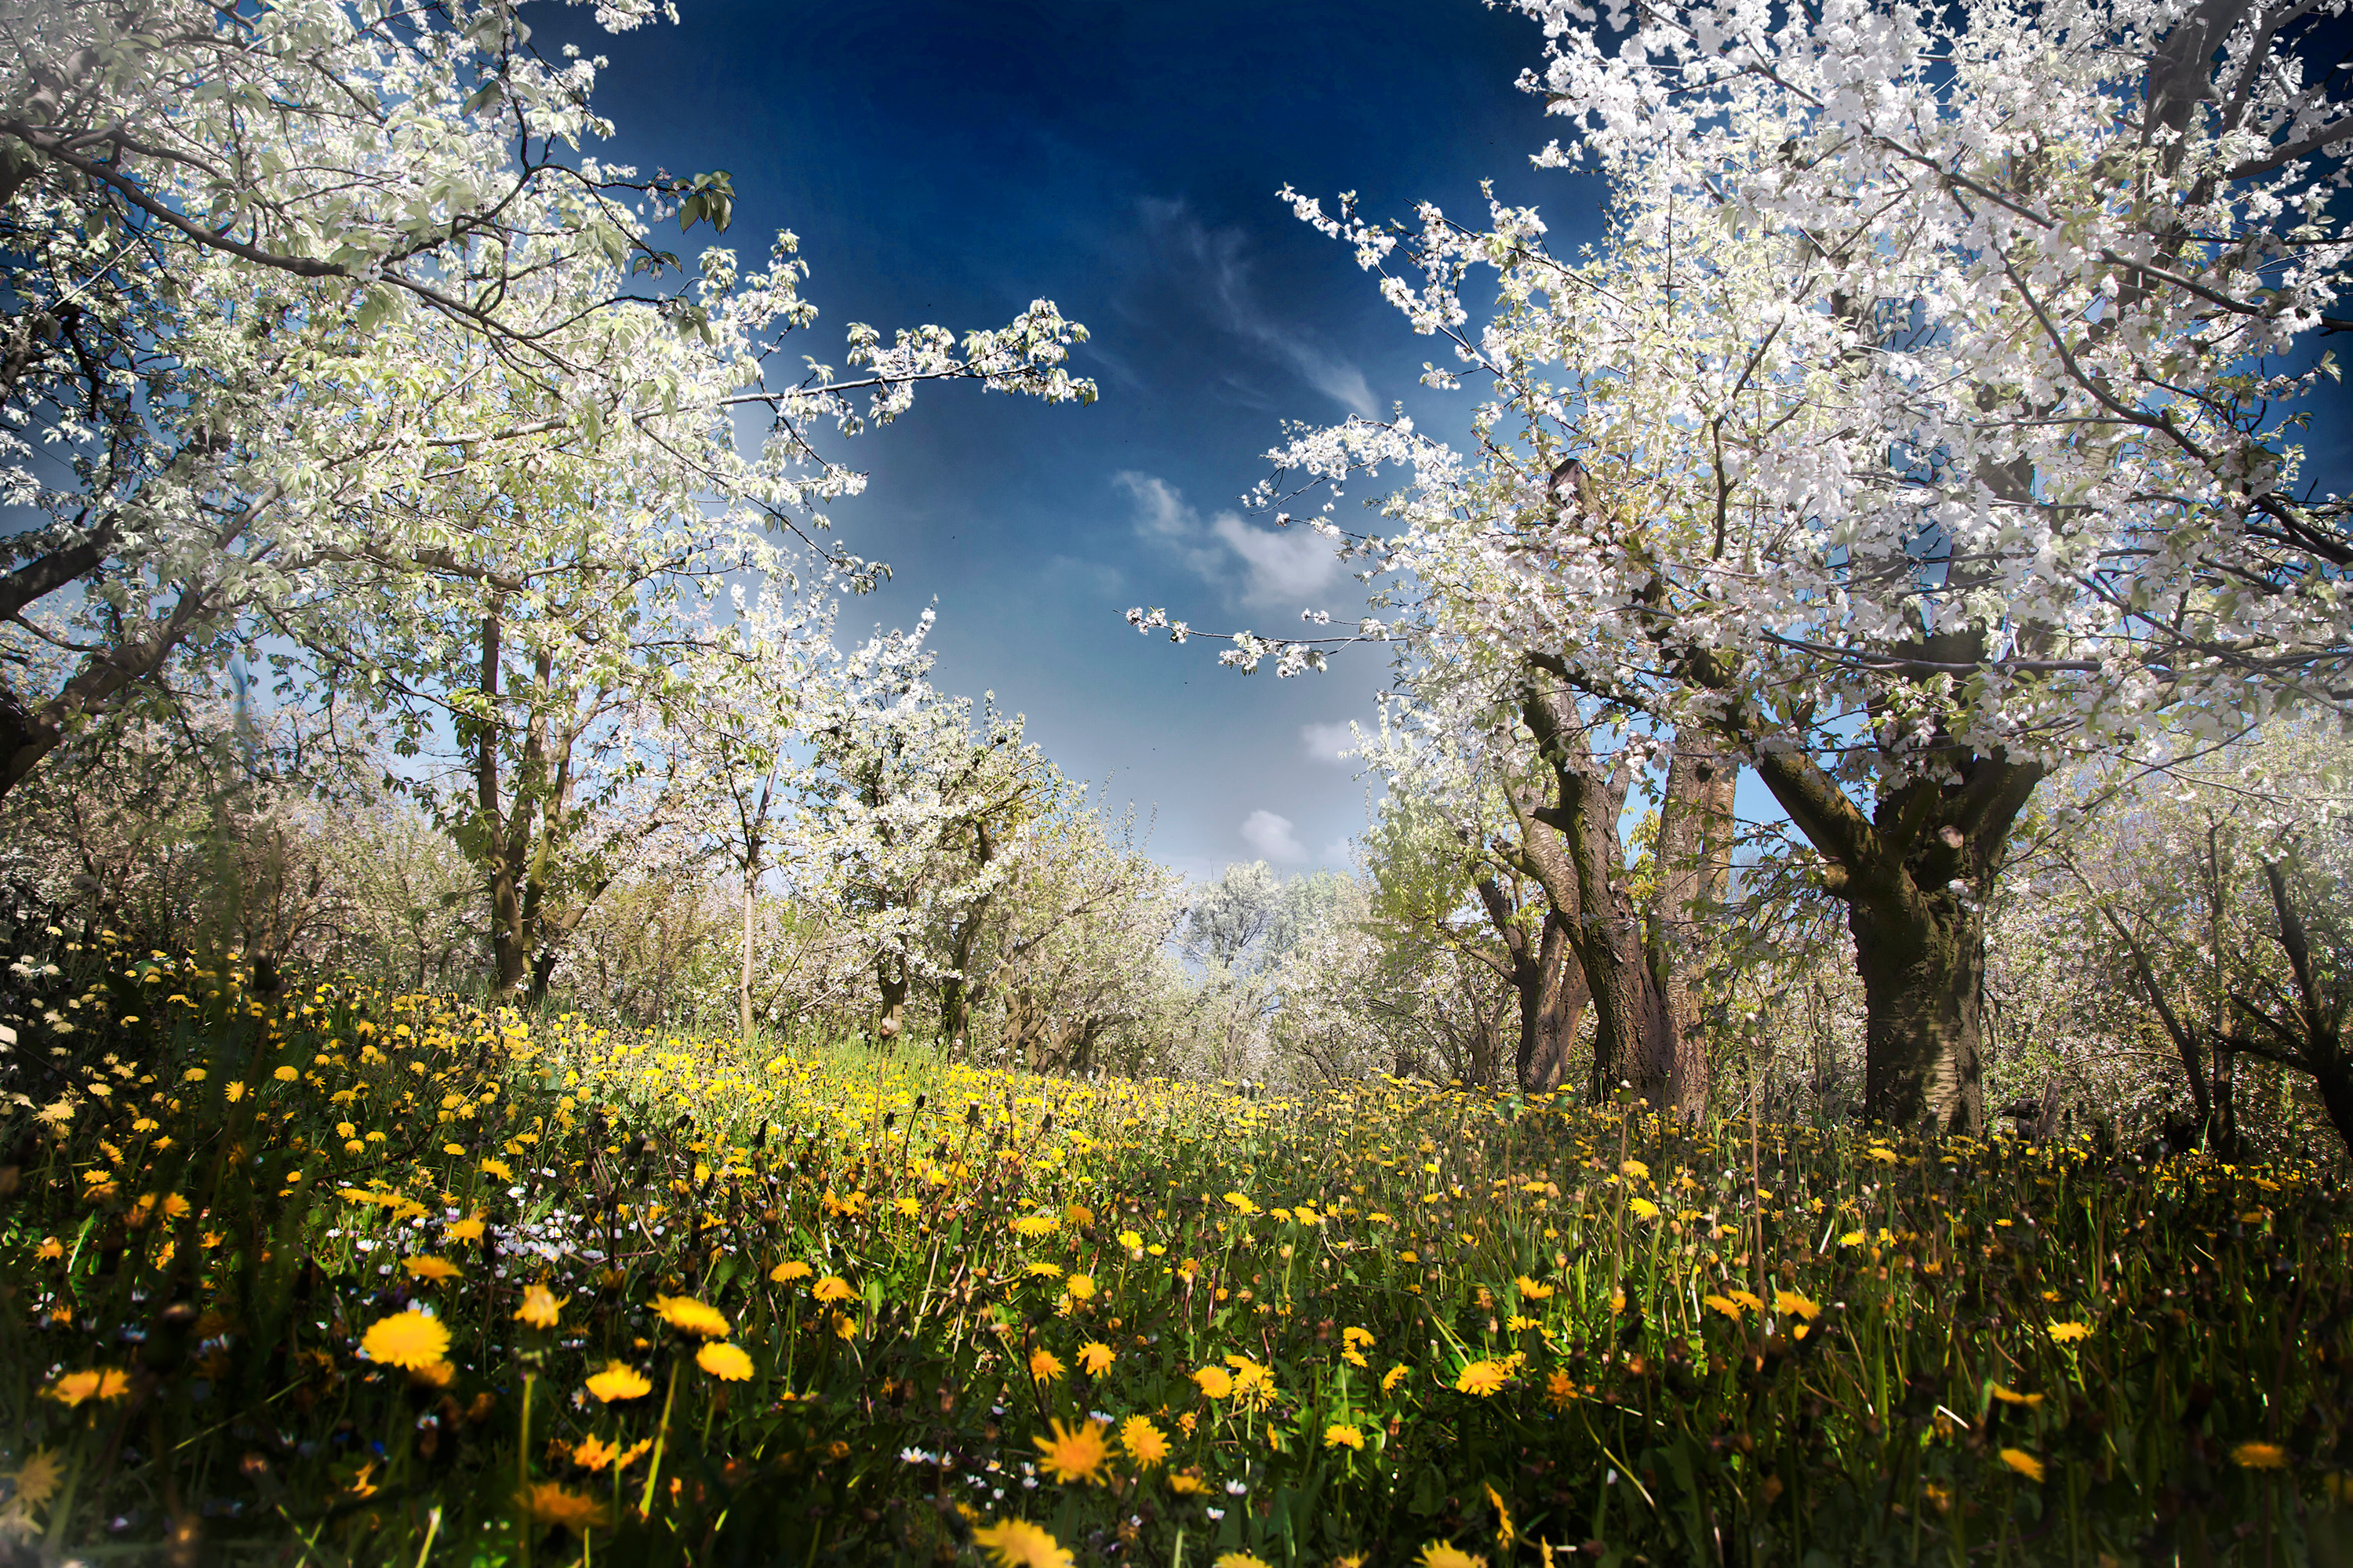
740,866,757,1046
1517,912,1588,1093
1513,683,1673,1104
1649,737,1737,1121
1847,879,1987,1133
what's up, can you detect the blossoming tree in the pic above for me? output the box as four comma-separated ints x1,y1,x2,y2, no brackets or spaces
1197,0,2351,1131
0,0,1092,796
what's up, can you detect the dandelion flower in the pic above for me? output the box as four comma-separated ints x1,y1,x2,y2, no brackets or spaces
971,1519,1075,1568
2233,1442,2290,1470
1628,1198,1660,1220
651,1295,731,1338
2047,1321,2092,1344
812,1275,856,1304
1774,1290,1820,1322
1515,1276,1554,1301
1990,1385,2044,1408
479,1158,513,1181
1998,1448,2046,1483
1169,1469,1207,1494
584,1362,653,1403
1416,1544,1487,1568
446,1216,486,1243
1704,1293,1744,1322
770,1260,813,1284
1028,1348,1066,1384
1077,1341,1115,1376
1214,1555,1273,1568
1118,1415,1169,1467
1066,1273,1096,1301
1031,1417,1113,1485
571,1435,623,1472
403,1255,462,1284
1453,1359,1510,1396
515,1480,607,1533
361,1312,449,1371
6,1448,63,1509
515,1284,566,1330
1010,1212,1060,1239
696,1342,755,1381
1192,1366,1235,1400
1382,1364,1410,1395
1325,1423,1366,1450
42,1368,131,1407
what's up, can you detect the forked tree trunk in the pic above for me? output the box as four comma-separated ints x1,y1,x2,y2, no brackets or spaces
1512,682,1673,1105
1517,912,1591,1094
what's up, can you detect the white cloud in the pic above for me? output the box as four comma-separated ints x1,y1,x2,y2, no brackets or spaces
1140,198,1380,418
1116,471,1344,609
1299,719,1359,765
1240,809,1307,864
1319,838,1356,868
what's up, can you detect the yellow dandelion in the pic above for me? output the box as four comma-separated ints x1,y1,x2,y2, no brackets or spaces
1010,1212,1060,1240
1990,1385,2044,1407
650,1295,731,1338
1031,1417,1114,1485
1025,1261,1064,1279
811,1275,856,1304
1998,1448,2046,1483
360,1312,449,1371
1066,1272,1096,1301
1118,1415,1169,1467
571,1434,623,1472
514,1284,566,1330
1417,1544,1487,1568
1453,1359,1510,1396
2233,1442,2291,1470
446,1217,486,1243
515,1480,607,1533
584,1362,653,1402
1515,1276,1554,1301
1214,1555,1273,1568
770,1260,813,1283
403,1255,462,1284
2047,1321,2092,1344
1774,1290,1820,1322
1077,1341,1116,1376
1325,1423,1366,1450
1382,1363,1410,1395
971,1519,1075,1568
479,1158,513,1181
696,1342,755,1381
1028,1348,1067,1384
1628,1198,1661,1220
1192,1365,1235,1400
6,1448,64,1510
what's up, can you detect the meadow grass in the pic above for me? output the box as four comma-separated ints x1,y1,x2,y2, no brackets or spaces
2,929,2351,1566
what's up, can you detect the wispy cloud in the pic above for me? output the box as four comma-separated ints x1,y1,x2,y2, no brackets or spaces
1139,198,1379,419
1240,808,1307,864
1115,471,1344,609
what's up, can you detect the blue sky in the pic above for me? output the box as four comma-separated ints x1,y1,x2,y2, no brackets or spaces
558,0,2350,884
557,0,1611,880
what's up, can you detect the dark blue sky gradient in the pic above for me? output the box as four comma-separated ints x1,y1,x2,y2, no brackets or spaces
555,0,1609,879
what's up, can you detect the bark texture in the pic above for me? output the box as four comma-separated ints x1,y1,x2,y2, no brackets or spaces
1648,737,1737,1121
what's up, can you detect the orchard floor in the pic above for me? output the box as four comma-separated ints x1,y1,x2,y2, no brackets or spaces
2,940,2350,1565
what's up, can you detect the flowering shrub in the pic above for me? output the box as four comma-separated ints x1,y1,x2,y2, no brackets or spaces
1,925,2348,1563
